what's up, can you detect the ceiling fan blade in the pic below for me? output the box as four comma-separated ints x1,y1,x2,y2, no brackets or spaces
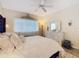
44,5,53,7
41,7,47,12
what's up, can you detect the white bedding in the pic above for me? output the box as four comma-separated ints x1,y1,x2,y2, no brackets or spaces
22,36,65,58
0,33,68,58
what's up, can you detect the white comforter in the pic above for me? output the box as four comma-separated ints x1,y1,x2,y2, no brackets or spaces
22,36,65,58
0,33,65,58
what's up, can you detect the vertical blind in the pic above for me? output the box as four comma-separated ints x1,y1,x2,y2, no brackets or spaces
14,18,39,32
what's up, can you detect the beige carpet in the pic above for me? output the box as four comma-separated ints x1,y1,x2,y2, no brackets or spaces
64,48,79,57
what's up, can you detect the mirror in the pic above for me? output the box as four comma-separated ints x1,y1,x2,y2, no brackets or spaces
50,20,57,31
47,20,57,31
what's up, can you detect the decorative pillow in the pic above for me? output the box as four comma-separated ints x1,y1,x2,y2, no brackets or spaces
15,32,25,43
10,33,23,49
0,35,14,54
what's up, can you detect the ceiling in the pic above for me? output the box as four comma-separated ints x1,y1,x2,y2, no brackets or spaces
0,0,79,16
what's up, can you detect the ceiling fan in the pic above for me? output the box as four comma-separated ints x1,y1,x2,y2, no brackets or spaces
39,0,47,12
35,0,53,12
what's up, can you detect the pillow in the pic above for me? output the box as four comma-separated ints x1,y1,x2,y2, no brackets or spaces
15,32,25,41
0,35,14,54
10,33,23,49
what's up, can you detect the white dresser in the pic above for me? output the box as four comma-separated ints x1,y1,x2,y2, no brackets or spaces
45,31,64,45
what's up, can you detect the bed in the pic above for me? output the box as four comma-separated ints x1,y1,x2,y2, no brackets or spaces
21,36,65,58
0,33,71,58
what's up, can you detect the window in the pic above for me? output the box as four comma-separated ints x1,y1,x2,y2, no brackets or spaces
14,18,39,32
51,21,57,31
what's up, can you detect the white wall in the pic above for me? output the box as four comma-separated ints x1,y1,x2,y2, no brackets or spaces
48,4,79,48
0,6,40,36
0,6,28,32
